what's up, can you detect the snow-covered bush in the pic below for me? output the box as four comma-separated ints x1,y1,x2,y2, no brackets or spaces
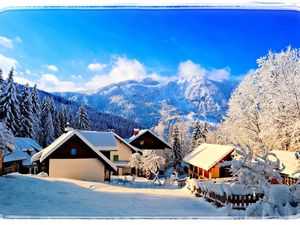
129,150,165,184
246,185,299,217
140,150,165,174
222,144,283,189
222,144,300,217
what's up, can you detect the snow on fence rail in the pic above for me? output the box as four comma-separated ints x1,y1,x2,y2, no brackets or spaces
186,178,264,210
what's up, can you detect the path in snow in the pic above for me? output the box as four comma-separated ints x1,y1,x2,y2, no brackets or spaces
0,174,228,218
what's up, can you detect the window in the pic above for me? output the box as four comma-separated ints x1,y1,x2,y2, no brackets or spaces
71,148,77,156
113,155,119,161
140,140,144,145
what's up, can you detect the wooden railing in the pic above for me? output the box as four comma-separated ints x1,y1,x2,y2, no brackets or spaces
188,184,264,210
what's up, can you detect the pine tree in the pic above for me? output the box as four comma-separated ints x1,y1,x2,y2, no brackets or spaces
191,121,202,150
67,109,73,127
43,111,55,147
18,83,34,138
59,105,67,133
31,84,42,142
171,126,182,166
0,68,4,88
40,97,55,147
32,84,41,116
0,122,14,156
53,110,62,137
74,104,91,130
0,68,21,135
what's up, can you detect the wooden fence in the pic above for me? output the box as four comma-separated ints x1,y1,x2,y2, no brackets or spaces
189,184,264,210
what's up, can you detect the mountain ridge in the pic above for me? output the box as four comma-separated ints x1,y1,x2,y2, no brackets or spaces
54,75,237,137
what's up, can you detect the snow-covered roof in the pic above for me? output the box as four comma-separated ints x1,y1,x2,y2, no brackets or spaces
4,137,41,164
3,149,27,163
80,131,118,151
128,129,172,149
183,143,235,171
32,130,117,171
269,150,299,178
14,137,42,152
113,132,141,153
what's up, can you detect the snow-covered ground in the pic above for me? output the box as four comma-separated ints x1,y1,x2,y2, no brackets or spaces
0,173,228,218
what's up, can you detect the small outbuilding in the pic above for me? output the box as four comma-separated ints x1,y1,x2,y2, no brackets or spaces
1,137,42,175
183,143,235,179
31,130,118,181
269,150,299,185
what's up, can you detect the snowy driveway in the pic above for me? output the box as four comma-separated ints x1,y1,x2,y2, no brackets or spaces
0,174,227,218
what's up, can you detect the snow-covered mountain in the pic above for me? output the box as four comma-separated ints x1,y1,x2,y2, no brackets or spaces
56,74,236,137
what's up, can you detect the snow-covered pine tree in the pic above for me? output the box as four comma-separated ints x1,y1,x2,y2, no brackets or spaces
31,84,42,142
74,104,91,130
0,122,14,157
59,105,67,134
191,121,202,150
67,109,74,127
18,83,34,138
0,68,21,135
43,110,55,147
0,68,4,88
40,97,55,147
171,126,182,166
53,110,62,138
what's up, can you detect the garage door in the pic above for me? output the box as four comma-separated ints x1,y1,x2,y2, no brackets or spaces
49,158,105,181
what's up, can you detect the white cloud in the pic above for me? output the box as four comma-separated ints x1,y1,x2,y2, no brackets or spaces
85,57,149,90
0,36,13,49
207,68,231,82
37,74,80,92
0,54,19,76
47,65,58,72
14,76,33,86
177,60,231,82
178,60,206,78
87,63,106,72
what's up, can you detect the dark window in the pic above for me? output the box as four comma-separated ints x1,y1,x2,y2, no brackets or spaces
71,148,76,156
113,155,119,161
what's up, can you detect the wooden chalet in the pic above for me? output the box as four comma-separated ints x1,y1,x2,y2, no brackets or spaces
269,150,299,185
1,137,41,175
127,129,172,159
183,143,235,179
31,130,117,181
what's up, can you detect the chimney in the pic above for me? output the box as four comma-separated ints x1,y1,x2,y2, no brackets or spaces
133,128,140,136
64,122,74,133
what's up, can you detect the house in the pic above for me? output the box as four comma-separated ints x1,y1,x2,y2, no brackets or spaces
13,137,42,174
127,128,172,159
31,130,118,181
269,150,299,185
1,137,42,175
110,132,141,175
183,143,235,179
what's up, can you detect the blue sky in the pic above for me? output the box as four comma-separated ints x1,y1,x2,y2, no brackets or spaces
0,9,299,92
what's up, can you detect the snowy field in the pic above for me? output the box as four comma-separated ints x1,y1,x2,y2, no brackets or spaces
0,174,228,219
